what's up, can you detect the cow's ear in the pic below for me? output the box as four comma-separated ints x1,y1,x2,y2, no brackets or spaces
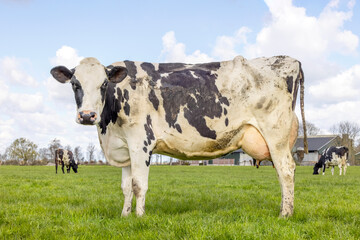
107,66,128,83
50,66,73,83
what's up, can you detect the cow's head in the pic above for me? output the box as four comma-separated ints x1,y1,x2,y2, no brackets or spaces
68,151,78,173
50,58,127,125
338,146,349,156
70,159,79,173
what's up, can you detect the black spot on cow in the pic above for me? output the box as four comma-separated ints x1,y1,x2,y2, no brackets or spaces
148,89,159,110
144,115,155,148
225,118,229,126
99,82,121,134
141,62,161,81
270,56,286,70
141,61,227,140
100,79,108,103
219,96,229,106
124,102,130,116
256,97,266,109
70,76,84,108
145,150,152,167
123,89,129,101
144,141,148,146
175,124,182,133
224,108,228,115
286,76,293,94
265,100,273,111
143,147,147,153
124,61,138,90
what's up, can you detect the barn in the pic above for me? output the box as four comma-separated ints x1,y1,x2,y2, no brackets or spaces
293,135,341,166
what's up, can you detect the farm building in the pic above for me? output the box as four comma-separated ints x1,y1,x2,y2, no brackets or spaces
293,135,341,166
355,152,360,165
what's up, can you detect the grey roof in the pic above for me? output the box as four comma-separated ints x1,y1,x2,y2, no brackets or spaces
295,135,338,152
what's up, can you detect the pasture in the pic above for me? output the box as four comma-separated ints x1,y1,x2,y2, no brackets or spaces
0,165,359,239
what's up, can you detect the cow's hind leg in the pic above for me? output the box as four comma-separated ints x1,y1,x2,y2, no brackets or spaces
271,149,296,217
121,166,133,217
343,164,347,175
331,166,334,175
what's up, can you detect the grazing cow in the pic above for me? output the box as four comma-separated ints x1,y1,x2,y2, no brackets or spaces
55,149,78,174
313,146,348,175
51,55,308,217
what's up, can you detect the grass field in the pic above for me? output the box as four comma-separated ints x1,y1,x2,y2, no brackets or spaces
0,165,360,239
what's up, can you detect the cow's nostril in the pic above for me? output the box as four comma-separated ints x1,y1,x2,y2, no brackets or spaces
78,111,97,125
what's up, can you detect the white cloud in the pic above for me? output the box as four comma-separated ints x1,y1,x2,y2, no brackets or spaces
161,31,214,63
245,0,358,59
0,57,38,86
309,64,360,102
50,45,84,68
212,27,251,60
7,92,44,113
305,100,360,132
242,0,358,82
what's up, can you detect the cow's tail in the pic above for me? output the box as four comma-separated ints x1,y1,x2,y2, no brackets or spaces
299,63,308,154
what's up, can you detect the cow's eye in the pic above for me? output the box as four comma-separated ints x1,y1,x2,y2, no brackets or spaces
101,81,108,89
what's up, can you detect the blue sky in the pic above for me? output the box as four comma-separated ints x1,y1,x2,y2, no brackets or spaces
0,0,359,158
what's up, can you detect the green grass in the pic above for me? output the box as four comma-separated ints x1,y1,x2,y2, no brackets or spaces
1,165,360,239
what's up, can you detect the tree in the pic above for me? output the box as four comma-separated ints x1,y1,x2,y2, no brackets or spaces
74,146,84,163
64,144,73,153
298,121,320,136
97,149,105,163
48,138,62,162
330,121,360,142
38,147,51,162
87,143,96,162
6,138,38,164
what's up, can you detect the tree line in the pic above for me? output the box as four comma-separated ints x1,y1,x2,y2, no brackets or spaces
0,138,104,165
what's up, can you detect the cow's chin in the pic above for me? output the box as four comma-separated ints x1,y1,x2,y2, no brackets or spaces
75,118,99,126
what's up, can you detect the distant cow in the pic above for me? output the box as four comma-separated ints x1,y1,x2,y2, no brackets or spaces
51,55,308,217
313,146,348,175
253,158,274,168
55,149,78,174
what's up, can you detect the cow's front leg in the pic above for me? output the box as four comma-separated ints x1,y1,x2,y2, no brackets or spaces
338,165,342,175
343,164,347,175
61,162,65,174
121,166,133,217
331,166,335,175
130,149,152,217
271,150,295,217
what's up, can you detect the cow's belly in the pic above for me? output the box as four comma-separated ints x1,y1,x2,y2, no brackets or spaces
154,115,298,161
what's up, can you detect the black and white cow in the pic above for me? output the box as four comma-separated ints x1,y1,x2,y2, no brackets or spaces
55,149,78,174
313,146,348,175
51,55,308,217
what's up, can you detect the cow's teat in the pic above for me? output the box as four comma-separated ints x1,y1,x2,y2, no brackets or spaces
78,110,97,125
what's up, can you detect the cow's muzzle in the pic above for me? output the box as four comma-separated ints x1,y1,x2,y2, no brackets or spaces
78,111,97,125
